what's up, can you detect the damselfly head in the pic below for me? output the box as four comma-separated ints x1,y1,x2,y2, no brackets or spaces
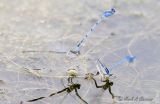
85,73,95,80
110,82,113,86
67,69,78,77
76,84,81,89
111,8,116,13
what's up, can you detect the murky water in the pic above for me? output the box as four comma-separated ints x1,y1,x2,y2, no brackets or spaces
0,0,160,104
